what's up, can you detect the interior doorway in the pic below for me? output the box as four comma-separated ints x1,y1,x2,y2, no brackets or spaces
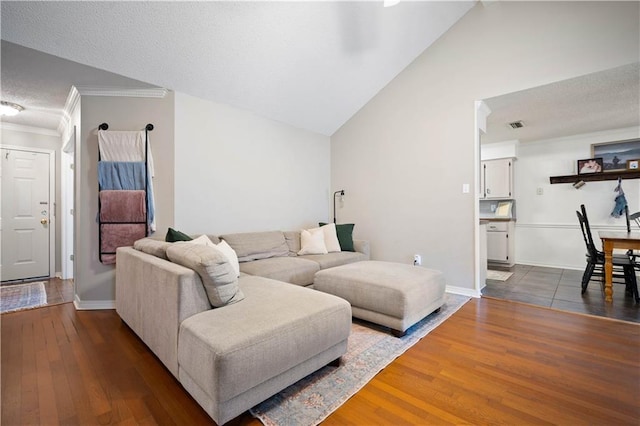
1,146,55,282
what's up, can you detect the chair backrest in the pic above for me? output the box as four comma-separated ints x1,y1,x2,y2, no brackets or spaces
629,211,640,229
625,205,631,232
577,204,599,259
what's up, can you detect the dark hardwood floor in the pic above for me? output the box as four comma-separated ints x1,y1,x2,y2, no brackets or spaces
42,278,75,307
483,264,640,323
2,297,638,425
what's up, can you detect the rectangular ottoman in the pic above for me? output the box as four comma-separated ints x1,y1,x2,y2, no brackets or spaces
314,260,446,337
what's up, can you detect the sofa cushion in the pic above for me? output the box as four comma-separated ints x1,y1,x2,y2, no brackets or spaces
178,275,352,403
298,251,367,269
283,231,301,256
133,237,172,259
166,227,192,242
188,235,240,278
320,223,355,252
220,231,289,262
216,241,240,278
297,228,328,255
166,243,245,307
239,257,320,286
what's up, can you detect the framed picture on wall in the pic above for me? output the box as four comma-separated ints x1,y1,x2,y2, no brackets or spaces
591,138,640,171
577,158,603,174
627,159,640,170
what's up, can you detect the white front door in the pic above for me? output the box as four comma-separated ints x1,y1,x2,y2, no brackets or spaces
1,148,51,281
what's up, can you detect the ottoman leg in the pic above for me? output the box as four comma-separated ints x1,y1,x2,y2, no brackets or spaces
391,329,406,338
328,357,342,367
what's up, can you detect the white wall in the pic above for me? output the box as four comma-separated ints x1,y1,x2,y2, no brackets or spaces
514,126,640,269
481,140,518,161
174,92,330,234
1,125,63,274
76,93,174,306
331,1,639,293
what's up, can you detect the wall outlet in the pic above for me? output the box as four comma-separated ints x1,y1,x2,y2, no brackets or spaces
414,254,422,266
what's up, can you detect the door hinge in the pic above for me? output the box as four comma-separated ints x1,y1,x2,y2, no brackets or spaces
70,164,74,170
70,254,74,261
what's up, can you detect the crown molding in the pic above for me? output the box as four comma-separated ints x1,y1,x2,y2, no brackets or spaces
0,122,60,137
58,85,80,137
74,86,169,98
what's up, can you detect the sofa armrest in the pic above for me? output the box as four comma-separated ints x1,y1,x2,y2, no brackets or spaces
353,239,370,260
115,247,210,377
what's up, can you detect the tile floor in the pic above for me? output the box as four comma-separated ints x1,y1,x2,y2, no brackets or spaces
482,264,640,323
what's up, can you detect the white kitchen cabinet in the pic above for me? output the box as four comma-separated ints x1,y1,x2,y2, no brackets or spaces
481,158,513,199
486,220,515,266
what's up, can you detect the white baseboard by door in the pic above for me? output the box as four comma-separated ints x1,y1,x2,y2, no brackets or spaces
73,295,115,310
447,285,481,298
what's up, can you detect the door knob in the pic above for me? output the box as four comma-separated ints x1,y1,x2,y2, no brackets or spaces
40,218,48,225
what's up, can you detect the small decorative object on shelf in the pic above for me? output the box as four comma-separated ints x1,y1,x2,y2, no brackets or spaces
577,158,603,174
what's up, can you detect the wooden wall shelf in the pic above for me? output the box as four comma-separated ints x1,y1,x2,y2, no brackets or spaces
549,170,640,184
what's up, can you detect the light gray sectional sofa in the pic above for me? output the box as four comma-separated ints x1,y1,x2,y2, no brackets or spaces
115,230,369,425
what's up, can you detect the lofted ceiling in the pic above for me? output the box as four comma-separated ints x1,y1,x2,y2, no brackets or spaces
1,0,476,136
482,62,640,144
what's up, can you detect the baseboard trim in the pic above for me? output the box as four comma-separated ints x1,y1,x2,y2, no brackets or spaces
515,222,628,231
516,261,583,271
73,295,115,310
447,285,481,298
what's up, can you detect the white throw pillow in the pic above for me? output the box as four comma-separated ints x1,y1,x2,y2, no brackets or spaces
297,228,328,255
189,234,216,247
216,240,240,278
319,223,341,253
187,235,240,277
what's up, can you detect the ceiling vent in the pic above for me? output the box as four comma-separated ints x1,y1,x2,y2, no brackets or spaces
508,120,525,129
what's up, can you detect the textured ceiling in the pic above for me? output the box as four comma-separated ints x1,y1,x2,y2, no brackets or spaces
1,41,158,132
482,62,640,144
1,1,475,136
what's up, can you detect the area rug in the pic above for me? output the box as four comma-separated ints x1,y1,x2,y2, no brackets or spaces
487,270,513,281
0,282,47,314
250,293,469,426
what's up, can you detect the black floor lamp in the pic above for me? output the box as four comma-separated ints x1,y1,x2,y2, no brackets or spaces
333,190,344,223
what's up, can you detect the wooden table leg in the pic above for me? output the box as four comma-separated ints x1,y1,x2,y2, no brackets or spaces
603,240,614,302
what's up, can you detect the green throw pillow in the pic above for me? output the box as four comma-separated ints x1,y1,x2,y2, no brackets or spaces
319,222,355,252
165,227,192,242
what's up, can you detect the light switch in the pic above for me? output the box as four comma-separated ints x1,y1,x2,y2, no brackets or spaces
462,183,470,193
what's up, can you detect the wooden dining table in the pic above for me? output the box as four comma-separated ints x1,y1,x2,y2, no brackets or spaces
598,231,640,302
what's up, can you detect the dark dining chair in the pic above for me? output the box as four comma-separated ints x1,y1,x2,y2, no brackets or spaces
576,204,639,302
629,210,640,229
